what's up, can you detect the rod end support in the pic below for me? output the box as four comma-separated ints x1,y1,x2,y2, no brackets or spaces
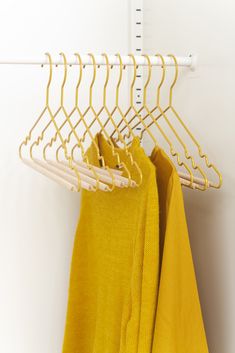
189,54,197,71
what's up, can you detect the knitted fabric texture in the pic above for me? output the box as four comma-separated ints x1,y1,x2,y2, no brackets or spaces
63,134,159,353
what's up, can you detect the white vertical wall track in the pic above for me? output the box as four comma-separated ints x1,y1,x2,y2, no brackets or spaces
129,0,144,133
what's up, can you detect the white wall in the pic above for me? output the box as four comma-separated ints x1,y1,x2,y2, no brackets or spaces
0,1,129,353
143,1,235,353
0,1,234,353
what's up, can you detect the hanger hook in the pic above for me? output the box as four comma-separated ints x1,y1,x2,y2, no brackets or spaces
74,53,83,107
44,52,53,107
155,54,166,106
141,54,152,105
115,53,123,106
167,54,179,106
101,53,110,106
128,54,137,106
59,52,68,107
88,53,97,106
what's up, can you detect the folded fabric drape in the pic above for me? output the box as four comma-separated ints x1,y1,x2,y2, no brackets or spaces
62,133,208,353
150,147,209,353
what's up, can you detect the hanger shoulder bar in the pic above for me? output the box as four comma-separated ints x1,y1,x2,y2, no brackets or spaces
0,54,197,70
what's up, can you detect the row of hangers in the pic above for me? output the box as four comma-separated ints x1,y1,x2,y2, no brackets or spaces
19,52,222,192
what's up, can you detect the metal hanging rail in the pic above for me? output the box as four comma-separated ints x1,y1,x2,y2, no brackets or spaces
0,54,197,70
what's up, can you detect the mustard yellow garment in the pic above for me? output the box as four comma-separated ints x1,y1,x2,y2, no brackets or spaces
150,147,209,353
63,134,159,353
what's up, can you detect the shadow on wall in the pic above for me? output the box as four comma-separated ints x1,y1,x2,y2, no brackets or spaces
183,187,229,353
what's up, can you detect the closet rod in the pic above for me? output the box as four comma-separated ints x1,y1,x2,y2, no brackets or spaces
0,54,197,70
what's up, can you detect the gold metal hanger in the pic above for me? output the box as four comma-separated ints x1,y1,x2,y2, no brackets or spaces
95,53,142,186
100,53,136,141
163,54,222,189
55,54,107,170
30,53,102,191
68,53,123,190
141,54,209,190
50,53,133,189
41,53,111,192
121,53,221,190
19,53,94,191
117,53,200,189
74,52,141,186
80,53,136,188
44,54,120,190
20,52,221,192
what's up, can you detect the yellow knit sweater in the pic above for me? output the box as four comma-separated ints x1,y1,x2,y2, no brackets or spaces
63,134,159,353
62,135,208,353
